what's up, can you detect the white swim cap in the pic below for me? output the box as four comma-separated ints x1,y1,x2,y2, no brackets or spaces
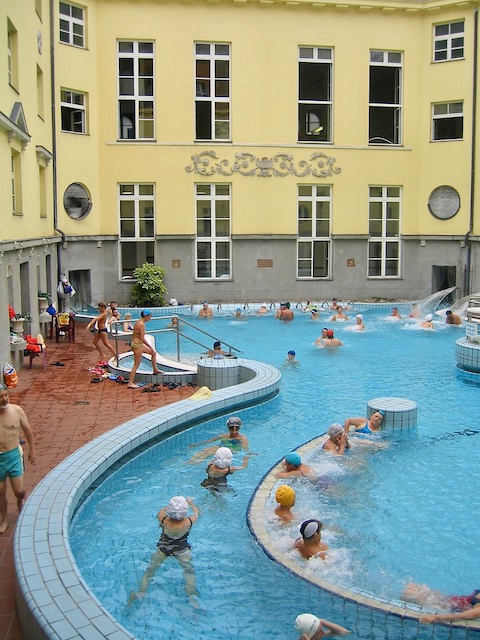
295,613,321,638
214,447,233,469
425,314,433,321
166,496,188,520
356,314,363,320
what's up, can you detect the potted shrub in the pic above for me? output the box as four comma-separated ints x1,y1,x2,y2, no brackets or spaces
131,263,168,307
11,313,32,335
38,292,51,313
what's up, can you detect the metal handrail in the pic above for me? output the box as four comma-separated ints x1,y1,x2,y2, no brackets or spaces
109,315,242,362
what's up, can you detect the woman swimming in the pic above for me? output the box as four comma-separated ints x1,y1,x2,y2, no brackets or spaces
200,447,249,491
188,416,248,463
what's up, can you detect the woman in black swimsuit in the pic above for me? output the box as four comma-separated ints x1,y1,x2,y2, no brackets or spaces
129,496,199,605
201,446,249,491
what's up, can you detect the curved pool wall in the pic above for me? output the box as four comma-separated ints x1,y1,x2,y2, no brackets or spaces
13,358,281,640
248,434,480,637
456,337,480,375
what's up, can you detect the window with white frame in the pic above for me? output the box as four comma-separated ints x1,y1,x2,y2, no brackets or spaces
195,184,231,279
59,2,85,48
297,185,331,278
368,186,401,277
298,47,333,142
60,89,86,133
119,184,155,278
37,66,45,119
432,102,463,140
118,41,154,140
369,51,402,145
434,21,464,62
11,149,22,215
7,20,18,89
39,164,47,218
195,43,230,141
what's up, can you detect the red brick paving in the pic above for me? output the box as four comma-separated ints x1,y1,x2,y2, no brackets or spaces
0,329,195,640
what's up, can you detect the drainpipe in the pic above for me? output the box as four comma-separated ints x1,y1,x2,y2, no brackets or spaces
465,9,478,296
49,0,66,286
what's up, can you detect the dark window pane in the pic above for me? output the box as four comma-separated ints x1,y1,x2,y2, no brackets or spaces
370,66,400,104
299,62,330,101
119,58,134,76
369,106,398,144
195,102,211,139
119,101,135,139
434,116,463,140
298,104,331,141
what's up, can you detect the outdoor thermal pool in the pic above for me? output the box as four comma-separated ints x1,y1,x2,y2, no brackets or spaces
68,305,480,639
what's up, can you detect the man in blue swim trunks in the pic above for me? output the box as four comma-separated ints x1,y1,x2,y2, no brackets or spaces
0,383,36,533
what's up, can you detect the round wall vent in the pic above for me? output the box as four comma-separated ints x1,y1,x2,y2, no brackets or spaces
428,185,460,220
63,183,92,220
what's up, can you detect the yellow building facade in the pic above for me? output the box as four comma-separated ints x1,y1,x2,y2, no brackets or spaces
0,0,57,371
1,0,480,364
53,0,480,305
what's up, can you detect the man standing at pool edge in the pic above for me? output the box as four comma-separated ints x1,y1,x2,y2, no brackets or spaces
128,309,160,388
0,383,36,533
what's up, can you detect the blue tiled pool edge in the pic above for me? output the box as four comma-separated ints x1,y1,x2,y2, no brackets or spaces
247,435,480,636
14,359,281,640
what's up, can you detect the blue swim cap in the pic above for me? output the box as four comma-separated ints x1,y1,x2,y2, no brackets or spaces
285,452,301,467
288,350,296,356
377,410,386,416
141,309,151,317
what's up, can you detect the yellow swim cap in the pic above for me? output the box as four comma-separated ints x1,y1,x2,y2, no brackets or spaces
275,485,296,507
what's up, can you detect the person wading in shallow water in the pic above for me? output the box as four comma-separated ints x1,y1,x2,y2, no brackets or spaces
0,383,36,533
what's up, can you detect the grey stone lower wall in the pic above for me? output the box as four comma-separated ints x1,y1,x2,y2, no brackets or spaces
60,236,479,307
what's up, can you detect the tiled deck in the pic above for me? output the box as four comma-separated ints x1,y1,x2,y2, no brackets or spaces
1,329,196,640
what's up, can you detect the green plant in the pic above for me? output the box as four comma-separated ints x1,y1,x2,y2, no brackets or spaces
12,313,32,321
131,263,168,307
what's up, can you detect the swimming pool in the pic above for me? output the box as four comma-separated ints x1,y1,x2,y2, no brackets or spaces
69,306,480,639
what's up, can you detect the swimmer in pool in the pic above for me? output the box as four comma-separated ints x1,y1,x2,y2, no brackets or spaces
390,307,402,320
402,583,480,624
274,485,296,522
188,416,248,463
286,350,299,364
344,410,384,435
420,314,434,329
322,423,350,456
329,306,349,322
317,329,344,348
200,447,249,491
408,303,420,319
354,314,365,331
445,309,462,325
294,613,351,638
276,452,314,478
314,328,329,347
295,519,328,560
129,496,199,606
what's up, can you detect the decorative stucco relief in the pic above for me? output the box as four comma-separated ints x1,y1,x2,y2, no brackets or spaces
185,150,341,178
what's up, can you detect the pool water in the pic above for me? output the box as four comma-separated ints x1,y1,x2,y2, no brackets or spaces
70,307,480,639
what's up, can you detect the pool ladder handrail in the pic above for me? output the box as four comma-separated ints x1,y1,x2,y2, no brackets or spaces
111,315,242,362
